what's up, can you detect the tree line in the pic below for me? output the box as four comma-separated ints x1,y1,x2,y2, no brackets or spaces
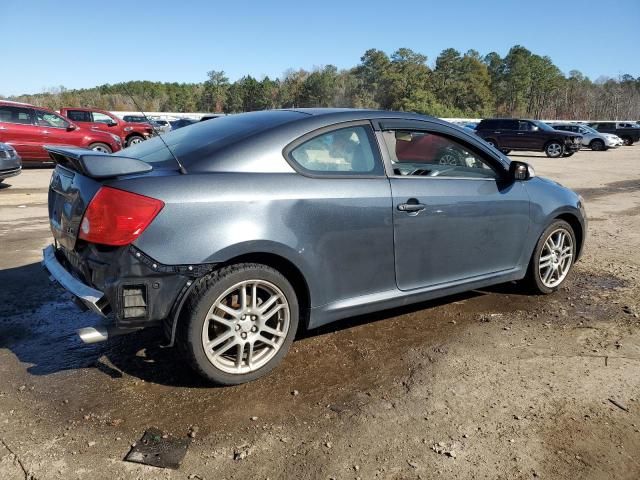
4,45,640,120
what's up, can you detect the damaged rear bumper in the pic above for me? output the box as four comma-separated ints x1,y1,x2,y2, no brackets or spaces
42,244,108,315
41,244,213,335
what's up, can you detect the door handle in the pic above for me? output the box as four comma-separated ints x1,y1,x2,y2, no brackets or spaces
42,130,50,134
398,201,426,213
516,132,524,135
0,126,7,130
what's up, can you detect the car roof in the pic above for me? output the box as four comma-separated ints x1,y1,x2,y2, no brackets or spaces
0,100,35,107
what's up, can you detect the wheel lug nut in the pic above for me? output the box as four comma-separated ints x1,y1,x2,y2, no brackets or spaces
241,332,247,339
251,326,257,332
241,314,246,320
235,324,241,331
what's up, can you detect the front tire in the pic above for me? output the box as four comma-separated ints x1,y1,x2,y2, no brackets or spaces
126,135,144,147
589,139,605,151
525,220,576,294
545,141,564,158
178,263,299,385
621,137,634,146
88,142,112,154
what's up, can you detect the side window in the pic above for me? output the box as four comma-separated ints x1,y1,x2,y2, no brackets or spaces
92,112,115,124
502,120,518,130
66,110,92,122
381,130,500,180
0,106,33,125
518,121,534,131
35,110,70,129
289,126,382,175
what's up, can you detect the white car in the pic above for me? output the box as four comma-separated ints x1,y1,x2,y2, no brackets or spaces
550,123,621,151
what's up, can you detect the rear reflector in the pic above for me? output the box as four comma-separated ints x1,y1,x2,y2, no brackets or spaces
79,186,164,246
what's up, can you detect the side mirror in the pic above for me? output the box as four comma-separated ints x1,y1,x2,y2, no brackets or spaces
509,161,535,181
107,120,118,127
66,124,77,131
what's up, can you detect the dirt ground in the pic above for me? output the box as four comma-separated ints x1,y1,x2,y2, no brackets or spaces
1,146,639,480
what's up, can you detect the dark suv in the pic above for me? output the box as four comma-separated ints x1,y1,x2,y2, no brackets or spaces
475,119,582,158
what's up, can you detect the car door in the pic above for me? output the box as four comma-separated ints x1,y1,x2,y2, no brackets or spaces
519,120,543,150
33,109,76,158
496,120,522,149
0,105,40,159
375,119,530,291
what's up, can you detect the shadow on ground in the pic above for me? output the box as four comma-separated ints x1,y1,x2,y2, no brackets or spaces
1,262,514,389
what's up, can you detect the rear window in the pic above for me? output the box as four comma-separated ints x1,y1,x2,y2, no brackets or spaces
0,106,33,124
66,110,92,122
117,110,307,168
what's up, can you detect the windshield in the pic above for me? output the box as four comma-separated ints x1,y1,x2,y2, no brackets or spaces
579,125,598,134
532,121,555,132
116,110,307,169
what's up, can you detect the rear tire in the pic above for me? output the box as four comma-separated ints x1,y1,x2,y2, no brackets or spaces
524,220,576,294
544,141,564,158
622,137,633,146
178,263,299,385
589,139,605,151
88,142,112,154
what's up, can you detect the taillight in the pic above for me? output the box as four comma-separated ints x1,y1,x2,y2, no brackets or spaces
79,186,164,246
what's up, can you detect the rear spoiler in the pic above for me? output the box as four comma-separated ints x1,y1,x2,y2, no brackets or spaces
45,146,152,179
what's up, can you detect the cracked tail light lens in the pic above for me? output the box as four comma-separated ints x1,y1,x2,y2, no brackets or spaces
79,186,164,246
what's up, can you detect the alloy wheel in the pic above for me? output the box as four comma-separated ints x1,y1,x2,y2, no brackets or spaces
201,279,290,374
91,145,110,153
546,143,563,157
537,228,573,288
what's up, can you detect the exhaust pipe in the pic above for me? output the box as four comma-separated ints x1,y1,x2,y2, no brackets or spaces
77,326,137,344
77,326,109,344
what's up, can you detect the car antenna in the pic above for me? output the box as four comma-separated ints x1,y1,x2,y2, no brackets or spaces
121,84,187,174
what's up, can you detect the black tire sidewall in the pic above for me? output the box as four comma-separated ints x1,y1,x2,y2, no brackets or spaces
528,220,576,294
127,136,144,147
590,139,604,151
89,142,112,154
183,264,299,385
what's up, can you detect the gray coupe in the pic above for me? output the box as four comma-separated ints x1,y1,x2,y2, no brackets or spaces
43,109,587,384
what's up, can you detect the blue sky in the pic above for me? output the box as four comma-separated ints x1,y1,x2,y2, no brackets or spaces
1,0,638,96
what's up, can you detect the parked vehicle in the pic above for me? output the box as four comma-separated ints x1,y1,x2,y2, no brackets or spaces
549,123,621,151
123,115,148,123
150,119,172,135
588,122,640,146
475,118,582,158
170,118,198,130
42,109,586,385
0,142,21,184
0,101,122,162
60,108,153,147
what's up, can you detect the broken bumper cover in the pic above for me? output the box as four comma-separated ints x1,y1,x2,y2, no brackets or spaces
42,244,108,316
42,243,214,333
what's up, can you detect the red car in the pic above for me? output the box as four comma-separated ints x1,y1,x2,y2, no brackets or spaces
0,101,122,163
60,107,153,147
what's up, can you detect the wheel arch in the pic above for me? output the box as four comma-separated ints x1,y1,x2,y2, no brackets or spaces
554,212,584,260
218,251,311,330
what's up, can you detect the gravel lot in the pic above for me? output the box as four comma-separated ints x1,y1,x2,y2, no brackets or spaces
1,147,639,480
